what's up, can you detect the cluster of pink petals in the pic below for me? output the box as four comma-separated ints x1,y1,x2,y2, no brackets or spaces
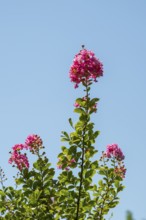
9,150,29,171
114,165,126,178
69,49,103,88
74,102,80,108
105,144,125,161
70,158,76,163
25,134,43,153
9,134,43,170
12,144,28,151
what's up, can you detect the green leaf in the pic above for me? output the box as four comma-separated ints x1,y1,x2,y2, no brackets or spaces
33,161,41,171
61,131,69,139
94,130,100,138
74,108,86,115
68,118,74,128
76,98,83,103
98,180,103,187
61,137,70,142
114,180,120,188
85,170,96,178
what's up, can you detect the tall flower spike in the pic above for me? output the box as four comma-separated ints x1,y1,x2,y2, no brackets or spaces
69,48,103,88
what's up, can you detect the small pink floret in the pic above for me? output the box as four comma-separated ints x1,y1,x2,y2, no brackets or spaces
70,158,76,163
74,102,80,107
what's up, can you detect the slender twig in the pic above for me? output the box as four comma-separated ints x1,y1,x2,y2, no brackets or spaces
75,128,86,220
75,80,89,220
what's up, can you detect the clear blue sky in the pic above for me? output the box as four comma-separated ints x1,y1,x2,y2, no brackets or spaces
0,1,146,219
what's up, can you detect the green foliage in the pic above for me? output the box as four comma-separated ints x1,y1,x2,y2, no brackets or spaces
126,211,134,220
0,79,125,219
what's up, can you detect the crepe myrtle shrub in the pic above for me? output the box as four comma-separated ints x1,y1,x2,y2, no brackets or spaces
0,47,126,220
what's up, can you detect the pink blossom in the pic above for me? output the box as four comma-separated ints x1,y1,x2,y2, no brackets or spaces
9,151,29,171
74,102,80,108
12,144,28,151
105,144,125,161
114,165,126,178
69,49,103,88
25,134,43,153
70,158,76,163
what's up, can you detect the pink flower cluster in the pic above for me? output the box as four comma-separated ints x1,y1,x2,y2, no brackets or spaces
25,134,43,154
9,150,29,171
105,144,125,161
69,49,103,88
114,165,126,178
9,134,43,171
